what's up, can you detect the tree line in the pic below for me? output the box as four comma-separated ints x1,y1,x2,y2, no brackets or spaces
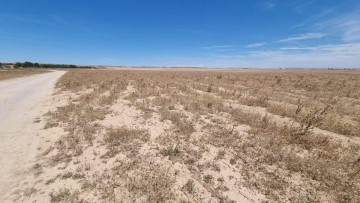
0,61,95,69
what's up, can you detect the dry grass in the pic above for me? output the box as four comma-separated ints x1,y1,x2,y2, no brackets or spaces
92,160,176,202
26,69,360,203
103,127,150,158
0,69,49,81
49,188,80,203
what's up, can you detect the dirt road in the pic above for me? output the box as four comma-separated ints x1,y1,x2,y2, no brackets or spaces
0,71,65,201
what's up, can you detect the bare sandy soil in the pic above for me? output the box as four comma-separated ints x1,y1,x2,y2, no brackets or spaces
0,71,65,202
1,69,359,202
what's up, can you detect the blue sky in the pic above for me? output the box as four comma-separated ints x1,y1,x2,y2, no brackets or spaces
1,0,360,68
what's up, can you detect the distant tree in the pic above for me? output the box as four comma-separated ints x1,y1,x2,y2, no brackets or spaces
0,62,2,68
23,61,33,68
14,62,22,68
69,65,77,69
34,63,40,68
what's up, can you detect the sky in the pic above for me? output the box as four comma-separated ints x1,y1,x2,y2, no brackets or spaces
1,0,360,68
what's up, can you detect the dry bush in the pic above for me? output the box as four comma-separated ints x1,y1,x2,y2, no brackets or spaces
182,179,195,194
152,96,174,108
291,102,332,136
124,165,176,202
174,119,195,137
32,163,43,176
267,103,289,117
241,95,270,107
49,188,79,203
156,132,204,165
159,108,195,136
268,97,360,137
104,127,150,147
102,127,150,158
94,160,176,202
205,124,241,149
160,144,181,158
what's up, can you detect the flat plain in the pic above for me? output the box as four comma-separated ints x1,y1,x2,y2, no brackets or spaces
5,68,360,203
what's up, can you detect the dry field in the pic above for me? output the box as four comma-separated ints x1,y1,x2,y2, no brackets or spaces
12,69,360,202
0,69,49,81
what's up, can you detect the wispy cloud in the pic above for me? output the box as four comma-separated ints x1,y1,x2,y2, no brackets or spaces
292,8,360,43
277,33,326,42
246,33,326,49
279,47,318,51
121,42,360,68
51,15,70,25
288,0,315,13
0,13,52,25
0,13,79,28
247,42,267,48
279,43,360,53
262,2,275,10
180,9,360,68
214,43,360,68
292,8,336,28
315,12,360,42
203,45,233,49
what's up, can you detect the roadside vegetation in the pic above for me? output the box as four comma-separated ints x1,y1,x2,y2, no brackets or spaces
0,61,95,81
15,69,360,202
0,69,49,81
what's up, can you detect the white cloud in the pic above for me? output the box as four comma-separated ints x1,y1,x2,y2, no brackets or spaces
315,12,360,42
277,33,326,42
247,43,267,48
213,43,360,68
